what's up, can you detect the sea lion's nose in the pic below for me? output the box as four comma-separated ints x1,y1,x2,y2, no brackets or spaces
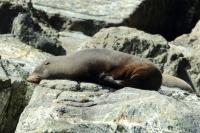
27,74,41,84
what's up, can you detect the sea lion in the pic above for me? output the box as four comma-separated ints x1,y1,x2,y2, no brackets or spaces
27,48,193,92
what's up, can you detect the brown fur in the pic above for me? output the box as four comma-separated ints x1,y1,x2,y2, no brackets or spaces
27,48,192,92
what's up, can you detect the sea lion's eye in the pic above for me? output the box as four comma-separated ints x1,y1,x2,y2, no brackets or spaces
44,61,50,65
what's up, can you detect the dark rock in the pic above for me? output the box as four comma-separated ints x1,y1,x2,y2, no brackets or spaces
0,59,11,90
36,35,66,55
12,13,66,55
0,2,25,34
0,58,28,133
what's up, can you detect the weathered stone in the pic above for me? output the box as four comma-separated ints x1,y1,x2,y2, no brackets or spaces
81,27,169,52
0,35,51,133
2,0,200,40
1,80,27,133
0,2,25,34
0,60,11,90
171,20,200,95
29,0,200,40
0,86,12,132
0,35,51,73
0,58,27,133
12,13,66,55
15,80,200,133
0,77,10,90
40,80,80,91
0,58,12,132
39,79,113,92
58,31,91,53
0,0,26,5
0,63,31,133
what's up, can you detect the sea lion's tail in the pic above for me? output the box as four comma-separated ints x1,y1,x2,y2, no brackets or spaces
162,74,193,93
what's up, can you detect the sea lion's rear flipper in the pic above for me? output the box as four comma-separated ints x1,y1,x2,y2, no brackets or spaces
162,74,194,93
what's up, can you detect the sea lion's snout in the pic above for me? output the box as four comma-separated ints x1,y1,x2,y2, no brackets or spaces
27,73,41,84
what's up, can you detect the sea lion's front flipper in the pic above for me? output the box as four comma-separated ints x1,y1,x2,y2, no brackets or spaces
99,73,124,88
103,76,123,86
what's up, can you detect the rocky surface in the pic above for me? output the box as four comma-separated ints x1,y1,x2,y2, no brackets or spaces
16,80,200,133
12,13,66,55
0,35,51,133
31,0,200,40
0,58,11,90
58,31,91,54
0,34,51,70
0,0,200,133
0,2,25,34
171,20,200,95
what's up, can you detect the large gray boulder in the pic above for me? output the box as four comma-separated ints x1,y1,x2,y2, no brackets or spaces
0,35,51,133
15,80,200,133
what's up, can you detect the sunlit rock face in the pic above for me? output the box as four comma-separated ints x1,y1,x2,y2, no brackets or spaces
16,80,200,133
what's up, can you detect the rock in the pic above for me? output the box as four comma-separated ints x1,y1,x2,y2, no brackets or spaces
162,47,194,90
0,34,51,72
80,26,169,70
159,86,195,100
0,61,11,132
0,2,25,34
0,35,51,133
0,57,27,133
0,0,26,5
29,0,200,40
12,13,66,55
171,20,200,95
0,59,11,90
2,0,200,40
15,80,200,133
40,80,113,92
0,80,12,132
40,80,80,91
58,31,91,53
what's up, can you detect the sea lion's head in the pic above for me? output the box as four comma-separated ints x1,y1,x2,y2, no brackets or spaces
27,60,50,83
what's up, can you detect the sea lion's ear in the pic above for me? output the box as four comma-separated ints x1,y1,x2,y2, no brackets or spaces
44,61,50,65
